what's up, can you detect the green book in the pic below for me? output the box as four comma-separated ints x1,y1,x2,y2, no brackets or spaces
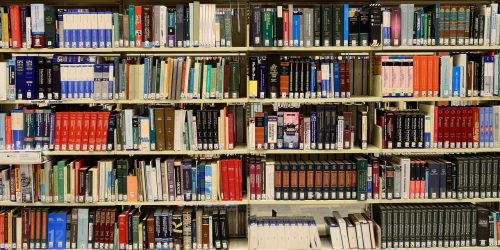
262,11,273,46
132,211,141,248
128,5,136,47
113,13,120,47
229,61,240,98
44,6,56,48
56,160,67,203
206,64,212,97
354,156,368,200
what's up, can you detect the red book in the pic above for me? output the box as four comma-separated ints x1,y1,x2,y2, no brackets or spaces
221,160,229,201
95,112,105,151
249,162,256,200
227,113,234,149
74,160,83,201
228,160,236,200
60,112,69,151
419,160,426,199
466,107,473,148
460,107,467,148
82,112,91,151
54,113,62,150
298,115,304,149
455,108,462,148
5,116,12,150
449,108,456,148
74,112,83,151
68,112,77,151
135,6,143,48
432,56,440,97
237,160,242,200
101,112,110,151
21,208,30,249
339,60,346,98
88,112,98,151
29,209,35,249
472,107,480,148
344,60,351,98
0,212,5,246
8,5,22,48
390,7,401,46
372,159,379,199
180,61,186,96
409,161,416,199
436,107,444,148
283,10,289,46
255,160,262,200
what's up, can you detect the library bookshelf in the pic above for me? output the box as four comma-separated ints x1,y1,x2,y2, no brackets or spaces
0,0,500,249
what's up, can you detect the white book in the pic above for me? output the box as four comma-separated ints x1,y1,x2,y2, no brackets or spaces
26,17,32,49
483,6,492,45
0,62,7,100
155,158,163,200
492,4,498,45
189,3,194,47
124,109,134,150
218,112,225,149
337,117,344,150
332,212,348,249
160,6,167,47
484,57,494,96
191,115,198,150
304,117,311,150
400,157,411,199
145,163,153,201
248,117,255,150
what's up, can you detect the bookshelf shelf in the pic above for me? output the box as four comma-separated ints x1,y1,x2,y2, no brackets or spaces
380,147,500,154
0,199,247,207
112,146,249,155
381,96,500,102
248,96,381,104
115,98,249,104
248,146,380,154
3,47,248,54
248,197,500,205
247,46,380,53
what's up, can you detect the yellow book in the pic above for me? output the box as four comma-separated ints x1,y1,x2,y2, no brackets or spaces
2,13,9,48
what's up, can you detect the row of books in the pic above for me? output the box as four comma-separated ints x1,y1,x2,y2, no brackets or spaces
0,157,243,204
0,55,243,101
249,154,499,201
0,105,246,152
248,216,321,249
0,3,243,49
376,105,499,149
376,53,499,98
115,106,245,152
248,55,369,99
325,211,378,249
248,105,367,150
373,203,496,248
0,206,244,250
249,3,500,47
119,57,241,101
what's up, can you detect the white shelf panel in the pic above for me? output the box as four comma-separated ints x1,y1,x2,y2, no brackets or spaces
0,150,42,164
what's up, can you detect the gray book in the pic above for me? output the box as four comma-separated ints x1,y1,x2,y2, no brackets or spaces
304,8,314,47
224,9,232,47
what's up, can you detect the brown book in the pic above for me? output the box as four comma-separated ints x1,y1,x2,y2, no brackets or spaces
123,15,129,47
70,209,78,249
146,215,155,250
164,107,175,150
35,209,41,248
201,211,210,249
78,166,88,202
29,209,35,249
41,209,47,249
154,108,166,151
254,112,265,149
107,209,115,248
93,209,101,249
343,111,352,149
142,6,153,47
231,8,246,47
21,208,29,249
279,59,290,97
345,162,352,199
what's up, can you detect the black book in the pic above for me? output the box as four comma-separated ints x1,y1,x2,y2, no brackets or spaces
289,161,298,200
324,106,331,150
313,5,321,46
219,210,229,249
44,6,56,48
316,105,324,149
369,4,382,46
274,162,282,200
330,105,337,149
276,5,284,46
321,5,332,46
267,54,280,98
251,5,262,46
45,59,53,100
212,210,221,249
258,60,267,98
295,58,301,97
348,8,359,46
298,59,305,98
289,58,295,98
337,5,345,46
476,207,490,247
176,4,184,47
107,114,116,151
184,5,190,47
51,63,61,100
196,110,204,150
359,8,370,46
36,57,45,99
212,110,219,150
427,160,439,199
337,161,345,199
206,110,213,150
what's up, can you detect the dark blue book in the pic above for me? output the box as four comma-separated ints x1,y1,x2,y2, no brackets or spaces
258,63,267,98
24,56,37,100
333,62,340,98
15,57,25,100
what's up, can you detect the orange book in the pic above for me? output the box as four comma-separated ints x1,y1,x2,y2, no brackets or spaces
254,112,265,149
126,176,138,201
426,56,434,97
412,56,419,97
5,116,11,150
432,56,440,97
134,6,143,48
279,59,290,97
421,56,429,97
9,5,21,48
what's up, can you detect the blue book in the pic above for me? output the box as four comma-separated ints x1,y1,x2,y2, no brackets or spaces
204,162,212,200
321,62,330,97
191,165,197,199
63,13,71,48
48,213,57,248
189,68,195,94
143,59,150,98
107,63,114,99
343,4,349,46
424,116,431,148
488,107,494,147
15,57,25,100
24,56,36,100
83,13,92,48
98,12,106,48
93,64,103,99
77,14,84,48
333,62,340,98
480,107,486,148
451,66,461,97
310,61,316,96
367,164,372,199
102,64,111,99
310,112,317,149
258,64,267,98
264,112,268,147
383,9,391,46
292,10,300,47
197,162,205,200
91,13,99,48
54,212,67,249
148,108,156,150
105,12,113,48
76,65,84,98
11,109,24,150
0,113,5,150
424,168,429,197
